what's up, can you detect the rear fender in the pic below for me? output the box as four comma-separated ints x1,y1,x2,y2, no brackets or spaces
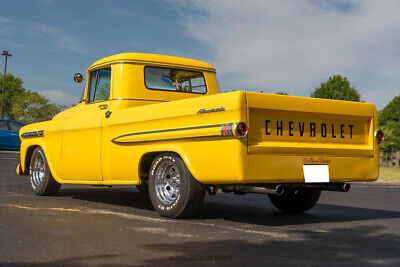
138,146,195,184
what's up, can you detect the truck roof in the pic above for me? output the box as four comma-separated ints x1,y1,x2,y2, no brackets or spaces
89,53,215,72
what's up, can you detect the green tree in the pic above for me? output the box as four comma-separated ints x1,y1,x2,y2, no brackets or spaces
0,73,26,119
276,91,288,95
96,83,110,101
311,75,361,102
11,91,65,124
378,95,400,125
378,95,400,153
380,121,400,153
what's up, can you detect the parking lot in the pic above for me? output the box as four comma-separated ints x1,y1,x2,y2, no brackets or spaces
0,150,399,266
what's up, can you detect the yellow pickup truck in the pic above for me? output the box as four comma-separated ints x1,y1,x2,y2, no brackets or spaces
16,53,384,218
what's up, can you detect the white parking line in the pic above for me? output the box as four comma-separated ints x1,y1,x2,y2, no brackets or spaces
3,203,299,240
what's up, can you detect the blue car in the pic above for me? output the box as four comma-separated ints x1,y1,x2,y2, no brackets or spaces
0,119,25,151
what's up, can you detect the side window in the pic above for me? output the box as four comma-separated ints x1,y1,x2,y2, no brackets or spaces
8,121,24,131
88,68,111,102
144,67,207,94
0,121,8,130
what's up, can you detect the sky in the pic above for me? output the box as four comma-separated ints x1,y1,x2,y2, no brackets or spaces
0,0,399,109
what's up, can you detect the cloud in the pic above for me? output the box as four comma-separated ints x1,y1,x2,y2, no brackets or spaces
0,16,17,37
32,24,87,54
40,90,78,106
174,0,400,109
0,16,13,25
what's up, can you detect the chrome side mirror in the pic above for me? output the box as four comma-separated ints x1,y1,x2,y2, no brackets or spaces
74,73,83,83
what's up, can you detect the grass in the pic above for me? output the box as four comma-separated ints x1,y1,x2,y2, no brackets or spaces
379,167,400,181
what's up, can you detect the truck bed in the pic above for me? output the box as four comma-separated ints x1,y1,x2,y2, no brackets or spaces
104,91,379,184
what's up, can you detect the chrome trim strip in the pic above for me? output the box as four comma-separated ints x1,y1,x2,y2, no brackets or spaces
111,123,233,144
111,98,168,102
21,130,44,138
89,61,216,73
220,123,234,136
112,134,223,144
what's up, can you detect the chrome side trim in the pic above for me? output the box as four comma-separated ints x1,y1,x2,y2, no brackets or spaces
220,123,234,136
112,134,223,145
111,123,234,144
89,61,216,73
111,98,168,102
21,130,44,138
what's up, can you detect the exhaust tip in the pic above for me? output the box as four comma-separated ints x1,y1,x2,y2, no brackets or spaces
343,183,351,192
275,185,284,195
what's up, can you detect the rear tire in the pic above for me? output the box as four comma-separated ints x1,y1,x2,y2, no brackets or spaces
148,153,205,218
29,147,61,196
268,187,321,213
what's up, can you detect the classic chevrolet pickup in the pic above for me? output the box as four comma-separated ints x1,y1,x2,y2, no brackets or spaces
17,53,384,218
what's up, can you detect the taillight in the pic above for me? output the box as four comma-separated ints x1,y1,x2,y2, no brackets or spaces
235,122,248,138
375,129,384,144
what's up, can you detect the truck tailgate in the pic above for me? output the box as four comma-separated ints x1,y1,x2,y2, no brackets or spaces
246,93,375,157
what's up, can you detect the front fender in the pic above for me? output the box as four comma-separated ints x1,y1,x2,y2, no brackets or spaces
19,139,62,183
19,120,64,182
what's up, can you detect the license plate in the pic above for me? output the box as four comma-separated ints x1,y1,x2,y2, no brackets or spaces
303,165,329,183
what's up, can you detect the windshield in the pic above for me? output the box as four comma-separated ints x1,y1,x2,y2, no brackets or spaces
79,81,86,103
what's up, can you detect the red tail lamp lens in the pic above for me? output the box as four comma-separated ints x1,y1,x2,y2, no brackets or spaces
375,129,384,144
235,122,248,138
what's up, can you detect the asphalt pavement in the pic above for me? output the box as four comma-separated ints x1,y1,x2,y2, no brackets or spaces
0,150,399,266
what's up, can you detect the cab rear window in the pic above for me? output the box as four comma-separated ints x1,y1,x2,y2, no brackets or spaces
144,67,207,94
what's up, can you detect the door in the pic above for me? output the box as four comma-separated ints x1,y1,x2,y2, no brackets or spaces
61,68,111,181
0,120,13,149
7,121,24,149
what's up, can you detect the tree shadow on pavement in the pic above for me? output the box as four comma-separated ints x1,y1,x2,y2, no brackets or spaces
200,199,400,227
5,225,398,266
58,186,400,228
139,224,400,266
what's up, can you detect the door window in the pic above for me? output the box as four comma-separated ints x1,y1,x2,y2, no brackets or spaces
0,121,8,130
8,121,24,131
88,68,111,102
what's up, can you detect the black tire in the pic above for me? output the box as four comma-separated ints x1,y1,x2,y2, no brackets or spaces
268,187,321,213
136,183,148,194
29,147,61,196
148,153,205,218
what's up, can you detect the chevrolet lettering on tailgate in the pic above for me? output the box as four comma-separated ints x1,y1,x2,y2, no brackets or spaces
16,53,383,219
265,120,358,140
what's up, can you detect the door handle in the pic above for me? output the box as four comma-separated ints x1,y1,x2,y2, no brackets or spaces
98,104,108,110
105,111,112,118
11,133,18,136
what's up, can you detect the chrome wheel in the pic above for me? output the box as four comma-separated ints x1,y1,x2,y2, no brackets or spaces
154,161,181,205
31,151,46,188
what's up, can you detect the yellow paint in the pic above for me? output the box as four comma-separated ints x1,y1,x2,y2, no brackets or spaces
16,163,22,175
17,53,379,185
